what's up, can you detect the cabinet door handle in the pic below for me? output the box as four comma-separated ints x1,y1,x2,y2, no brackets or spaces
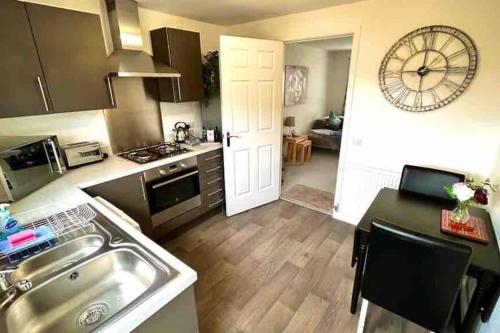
207,177,223,185
139,176,147,201
209,199,224,208
106,76,116,107
206,166,221,173
208,188,223,197
205,154,221,161
177,77,182,102
36,76,50,112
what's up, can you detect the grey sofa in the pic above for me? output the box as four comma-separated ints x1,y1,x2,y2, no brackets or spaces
308,118,343,151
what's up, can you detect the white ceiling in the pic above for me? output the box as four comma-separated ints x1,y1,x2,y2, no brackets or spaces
296,36,353,51
136,0,367,26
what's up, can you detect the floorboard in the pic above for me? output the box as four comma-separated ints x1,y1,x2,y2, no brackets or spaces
162,199,428,333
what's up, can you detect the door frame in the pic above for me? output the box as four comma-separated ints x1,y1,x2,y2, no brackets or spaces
280,26,362,222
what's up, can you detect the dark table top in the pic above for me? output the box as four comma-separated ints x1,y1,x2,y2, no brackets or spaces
357,188,500,277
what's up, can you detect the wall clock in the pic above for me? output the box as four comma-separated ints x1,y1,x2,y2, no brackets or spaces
379,25,477,112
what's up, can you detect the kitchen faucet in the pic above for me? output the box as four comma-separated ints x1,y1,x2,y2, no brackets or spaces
0,268,32,310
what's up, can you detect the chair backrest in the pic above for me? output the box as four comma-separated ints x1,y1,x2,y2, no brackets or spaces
361,219,471,332
399,165,465,200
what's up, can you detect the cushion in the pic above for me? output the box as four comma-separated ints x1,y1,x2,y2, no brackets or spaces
326,111,342,131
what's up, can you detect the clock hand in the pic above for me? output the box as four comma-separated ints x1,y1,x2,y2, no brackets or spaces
423,49,429,67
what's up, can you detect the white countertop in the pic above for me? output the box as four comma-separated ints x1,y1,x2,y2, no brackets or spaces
9,142,223,332
10,143,223,214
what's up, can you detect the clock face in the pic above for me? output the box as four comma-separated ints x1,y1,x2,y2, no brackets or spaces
379,25,477,112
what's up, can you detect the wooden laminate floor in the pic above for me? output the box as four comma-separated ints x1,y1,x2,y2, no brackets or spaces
162,200,428,333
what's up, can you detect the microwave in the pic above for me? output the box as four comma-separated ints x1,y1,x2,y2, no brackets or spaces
0,135,65,202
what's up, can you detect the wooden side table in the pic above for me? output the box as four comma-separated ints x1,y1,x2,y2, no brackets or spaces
284,135,307,163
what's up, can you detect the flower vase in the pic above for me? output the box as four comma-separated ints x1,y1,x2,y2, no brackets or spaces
451,202,470,224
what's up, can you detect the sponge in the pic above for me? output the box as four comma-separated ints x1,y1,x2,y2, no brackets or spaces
8,229,36,247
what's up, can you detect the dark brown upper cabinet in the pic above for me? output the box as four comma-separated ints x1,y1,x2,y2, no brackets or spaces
150,28,204,103
0,0,52,118
25,3,113,113
0,1,112,119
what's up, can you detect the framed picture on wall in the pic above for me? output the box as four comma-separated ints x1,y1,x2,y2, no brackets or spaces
284,65,308,106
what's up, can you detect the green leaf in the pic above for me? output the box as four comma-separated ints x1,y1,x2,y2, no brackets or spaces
444,186,456,199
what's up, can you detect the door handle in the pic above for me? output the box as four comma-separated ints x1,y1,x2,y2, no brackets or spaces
226,131,241,147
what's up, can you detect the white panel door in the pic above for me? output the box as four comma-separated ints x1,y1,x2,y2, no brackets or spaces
220,35,284,216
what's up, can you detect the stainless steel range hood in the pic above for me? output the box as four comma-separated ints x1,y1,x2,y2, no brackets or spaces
106,0,180,78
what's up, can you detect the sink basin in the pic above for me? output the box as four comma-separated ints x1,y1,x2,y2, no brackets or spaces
11,234,104,282
6,249,156,333
0,206,178,333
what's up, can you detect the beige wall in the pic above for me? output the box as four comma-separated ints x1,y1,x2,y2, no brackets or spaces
228,0,500,179
230,2,500,330
1,0,226,149
327,50,351,115
284,43,330,134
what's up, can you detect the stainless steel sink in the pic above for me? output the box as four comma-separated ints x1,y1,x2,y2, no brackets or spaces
0,205,178,332
11,234,104,283
7,249,156,333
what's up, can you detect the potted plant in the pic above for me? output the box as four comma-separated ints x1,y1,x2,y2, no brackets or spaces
202,51,219,106
445,178,496,224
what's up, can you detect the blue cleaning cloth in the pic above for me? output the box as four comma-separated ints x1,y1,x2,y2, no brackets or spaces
0,226,56,256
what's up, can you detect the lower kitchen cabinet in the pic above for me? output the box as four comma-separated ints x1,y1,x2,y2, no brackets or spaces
84,149,225,240
132,286,198,333
84,173,154,237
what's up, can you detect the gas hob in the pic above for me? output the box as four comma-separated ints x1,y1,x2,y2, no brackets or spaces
119,143,190,164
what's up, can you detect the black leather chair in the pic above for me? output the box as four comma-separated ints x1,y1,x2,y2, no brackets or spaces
399,165,465,201
357,219,471,333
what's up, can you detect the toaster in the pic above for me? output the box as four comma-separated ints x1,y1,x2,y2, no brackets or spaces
60,141,103,168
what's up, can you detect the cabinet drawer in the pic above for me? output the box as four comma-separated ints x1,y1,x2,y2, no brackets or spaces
202,185,225,209
199,168,224,189
197,149,223,167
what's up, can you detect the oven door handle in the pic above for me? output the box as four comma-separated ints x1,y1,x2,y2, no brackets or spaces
151,170,199,190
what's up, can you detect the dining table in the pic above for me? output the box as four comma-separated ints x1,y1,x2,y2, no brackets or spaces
350,188,500,333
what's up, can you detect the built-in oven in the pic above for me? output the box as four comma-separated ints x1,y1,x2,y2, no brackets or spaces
143,157,201,227
0,135,65,202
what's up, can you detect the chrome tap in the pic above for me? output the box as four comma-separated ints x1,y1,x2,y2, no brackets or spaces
0,267,32,310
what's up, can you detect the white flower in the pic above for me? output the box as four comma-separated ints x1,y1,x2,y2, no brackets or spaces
452,182,475,202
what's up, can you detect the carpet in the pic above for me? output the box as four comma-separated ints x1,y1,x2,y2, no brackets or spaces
281,184,334,214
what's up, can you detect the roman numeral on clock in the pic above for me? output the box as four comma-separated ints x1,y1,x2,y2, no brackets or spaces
393,86,411,104
422,31,437,50
441,78,461,91
446,66,469,74
414,91,423,108
389,54,405,63
447,48,468,62
383,70,401,79
401,37,418,54
429,89,441,104
383,79,405,94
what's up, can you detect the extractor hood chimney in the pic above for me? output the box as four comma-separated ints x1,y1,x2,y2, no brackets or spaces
106,0,180,78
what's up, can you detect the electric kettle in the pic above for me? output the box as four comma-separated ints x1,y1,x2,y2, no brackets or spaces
173,122,189,143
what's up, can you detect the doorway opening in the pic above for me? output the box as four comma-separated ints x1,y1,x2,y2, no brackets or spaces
281,35,353,215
